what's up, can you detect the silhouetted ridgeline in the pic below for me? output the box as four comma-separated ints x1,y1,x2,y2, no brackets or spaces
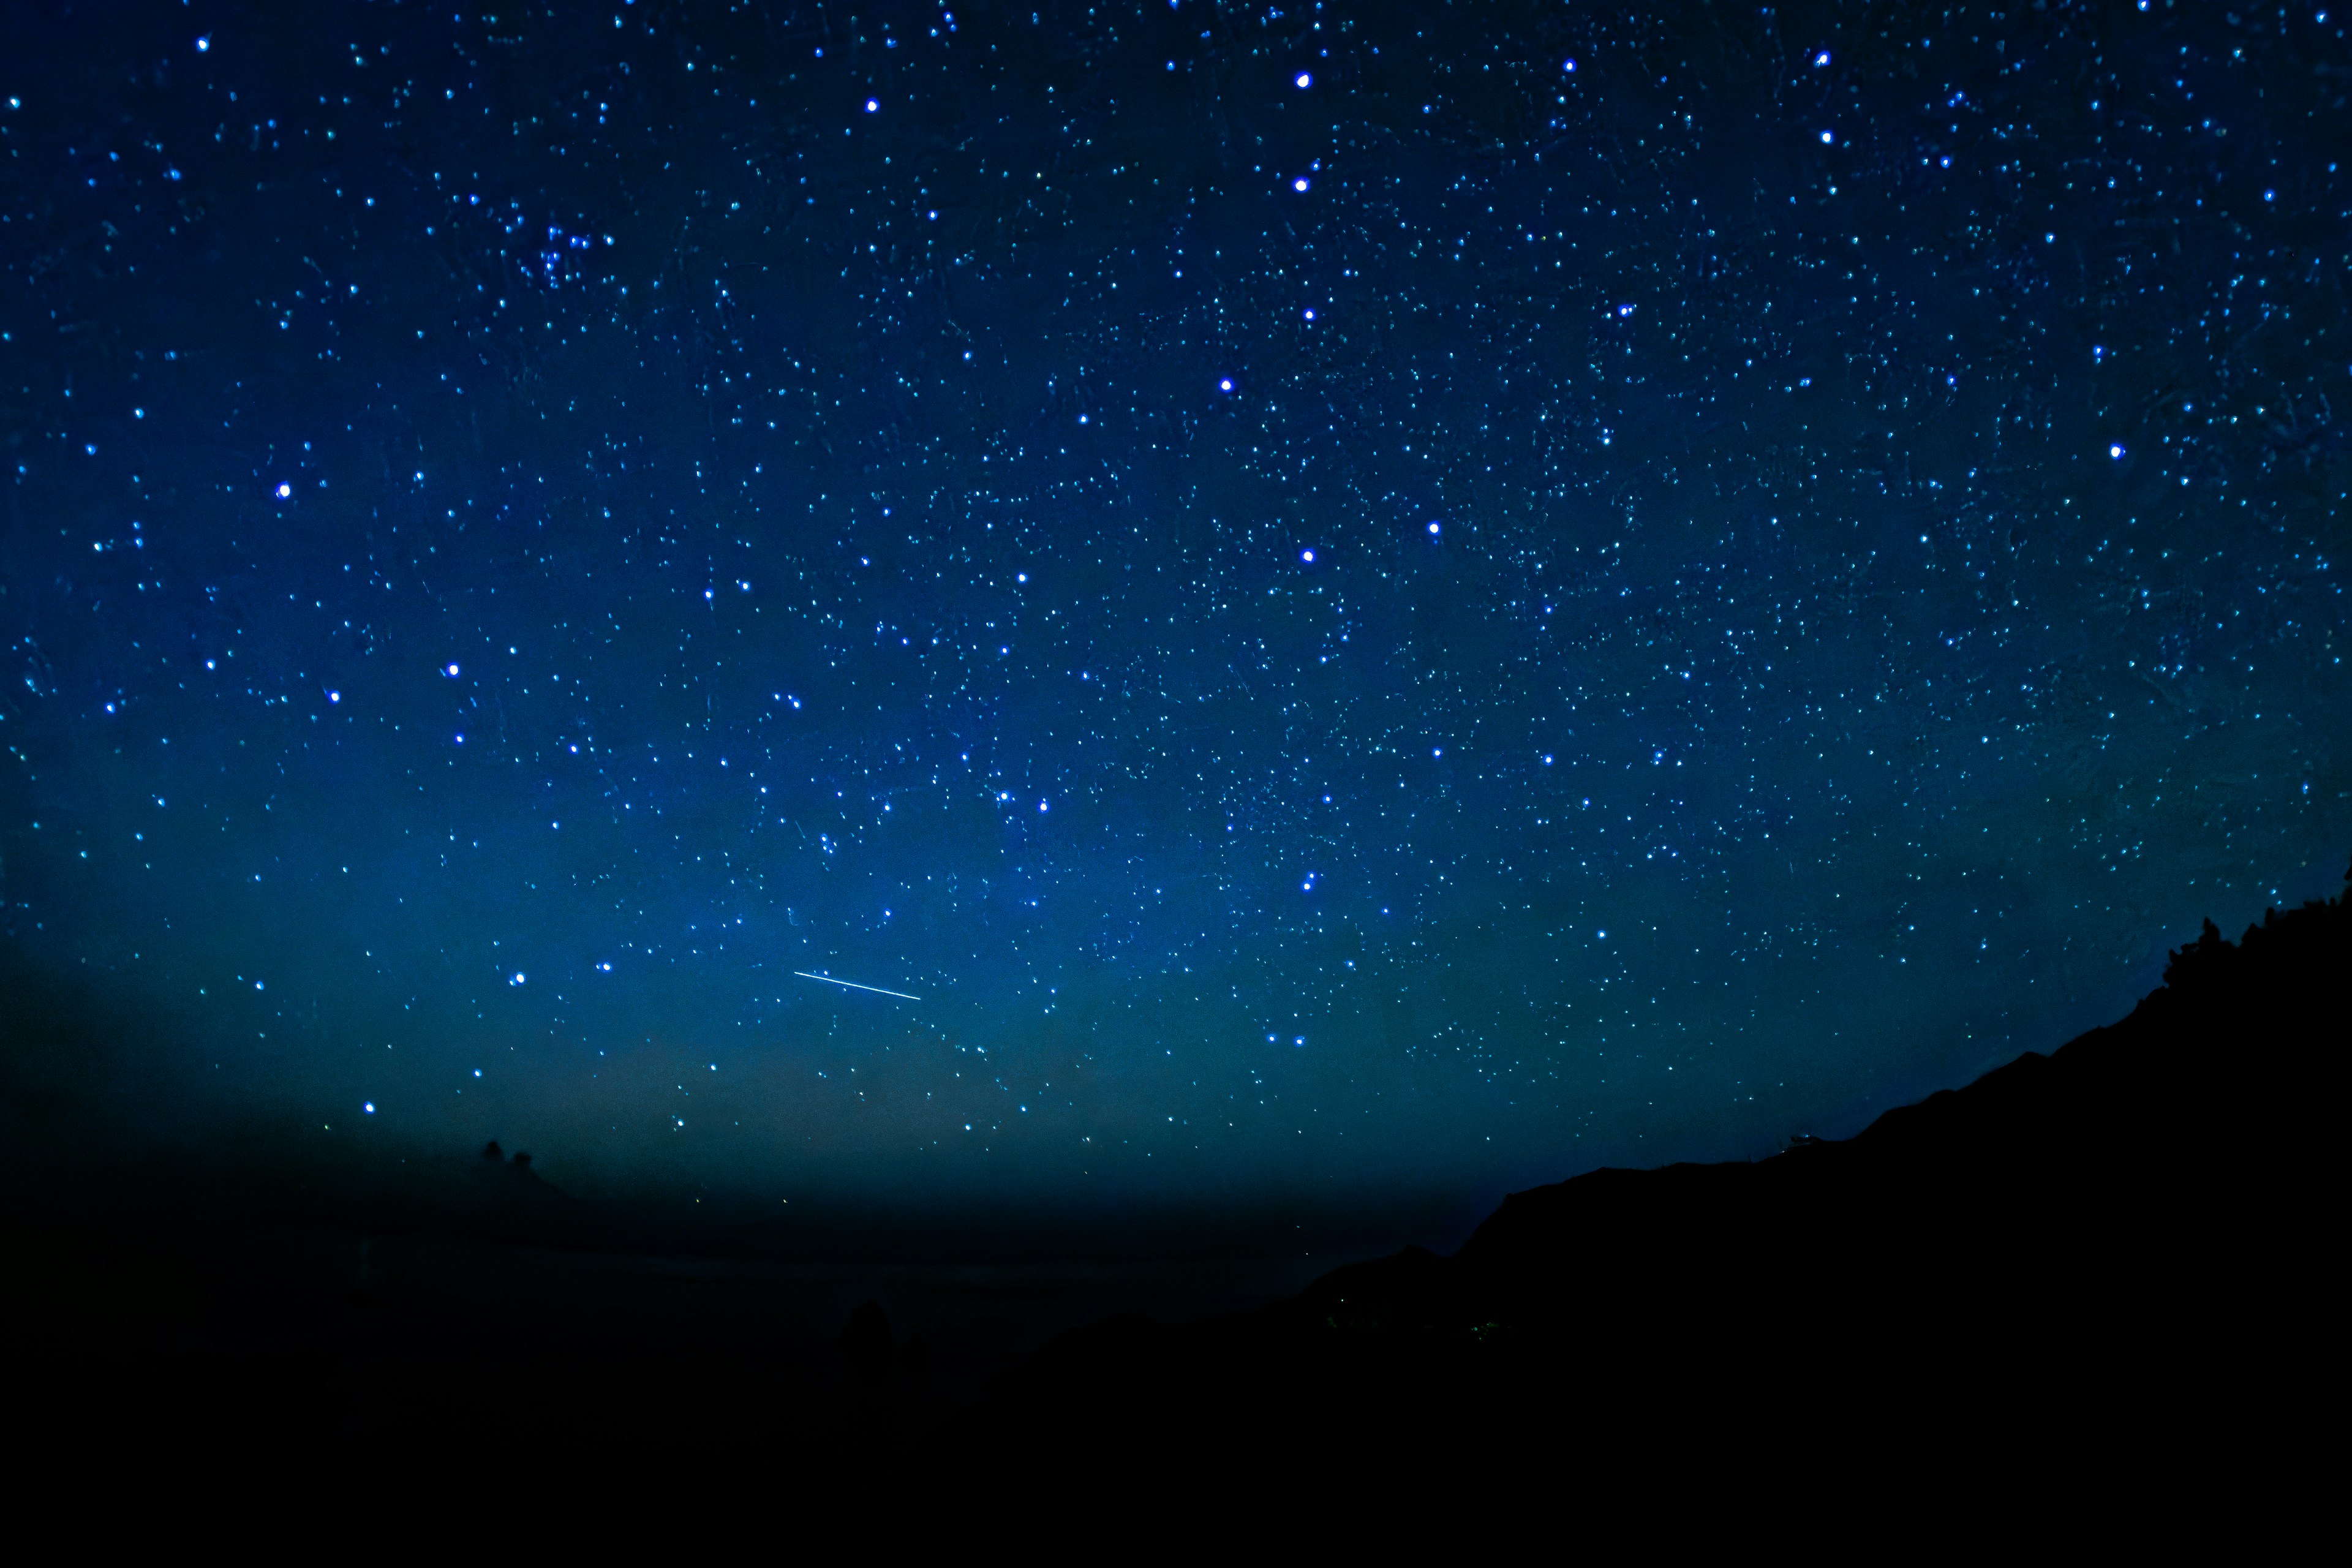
981,877,2345,1461
1,881,2336,1486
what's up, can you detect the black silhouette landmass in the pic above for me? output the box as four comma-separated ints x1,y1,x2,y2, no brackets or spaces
0,878,2336,1485
977,877,2344,1465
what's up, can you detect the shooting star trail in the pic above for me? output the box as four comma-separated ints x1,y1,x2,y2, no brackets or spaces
794,971,921,1001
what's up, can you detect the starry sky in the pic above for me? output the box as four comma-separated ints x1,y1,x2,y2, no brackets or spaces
3,1,2345,1231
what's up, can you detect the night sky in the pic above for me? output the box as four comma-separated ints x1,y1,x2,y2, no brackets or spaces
4,1,2345,1232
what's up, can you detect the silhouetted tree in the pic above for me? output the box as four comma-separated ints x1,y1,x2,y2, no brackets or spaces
481,1140,503,1161
2163,918,2230,988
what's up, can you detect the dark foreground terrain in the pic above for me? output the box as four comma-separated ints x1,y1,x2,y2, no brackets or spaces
981,879,2341,1480
6,879,2338,1488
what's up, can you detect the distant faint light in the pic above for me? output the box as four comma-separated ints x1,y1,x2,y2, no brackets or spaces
1300,548,1314,563
327,691,340,703
598,962,611,972
865,99,879,112
275,481,292,499
1295,72,1312,89
454,733,464,744
195,36,210,51
1597,930,1607,940
1039,799,1050,812
1562,58,1575,72
1814,50,1831,67
363,1102,374,1114
510,973,525,986
1542,755,1554,764
1820,129,1835,144
1219,377,1234,392
1293,176,1310,192
473,1069,481,1077
255,981,264,990
2111,443,2126,459
445,663,460,677
1294,1036,1306,1047
1303,308,1314,320
1427,521,1441,535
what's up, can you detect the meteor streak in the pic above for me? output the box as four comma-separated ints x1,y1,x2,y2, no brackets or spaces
794,971,921,1001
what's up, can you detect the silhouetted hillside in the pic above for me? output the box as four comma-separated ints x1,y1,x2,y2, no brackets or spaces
3,880,2335,1488
982,875,2346,1464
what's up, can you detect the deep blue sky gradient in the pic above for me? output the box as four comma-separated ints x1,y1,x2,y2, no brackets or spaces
2,0,2345,1227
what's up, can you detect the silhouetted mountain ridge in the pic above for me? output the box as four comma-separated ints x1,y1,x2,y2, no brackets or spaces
984,876,2345,1455
2,880,2334,1485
